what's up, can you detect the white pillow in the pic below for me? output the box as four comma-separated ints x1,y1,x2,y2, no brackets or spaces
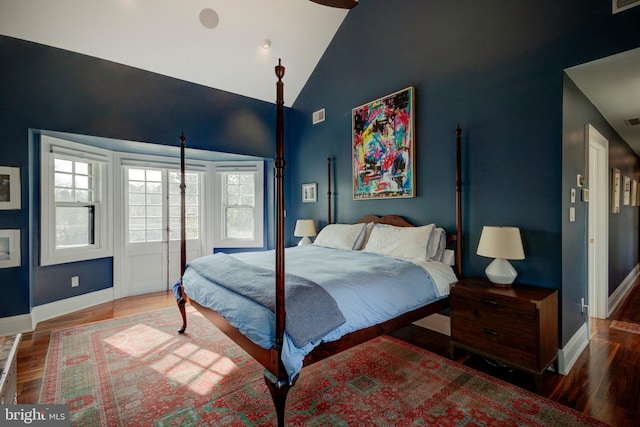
313,223,367,251
442,249,456,266
354,222,375,250
363,223,435,261
427,227,447,261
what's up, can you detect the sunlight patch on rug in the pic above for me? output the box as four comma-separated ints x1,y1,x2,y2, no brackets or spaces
103,323,175,358
104,323,237,396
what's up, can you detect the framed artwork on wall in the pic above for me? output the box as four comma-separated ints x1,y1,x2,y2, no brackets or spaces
632,180,637,207
623,176,631,205
302,183,317,203
0,229,20,268
612,168,620,213
0,166,21,210
352,87,415,200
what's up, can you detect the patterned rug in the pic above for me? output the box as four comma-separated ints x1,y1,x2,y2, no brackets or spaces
611,283,640,334
40,307,606,426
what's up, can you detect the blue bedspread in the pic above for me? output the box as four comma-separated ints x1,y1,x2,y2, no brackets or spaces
187,253,346,348
182,245,455,381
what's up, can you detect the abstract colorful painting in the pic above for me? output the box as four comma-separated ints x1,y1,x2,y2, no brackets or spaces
352,87,415,199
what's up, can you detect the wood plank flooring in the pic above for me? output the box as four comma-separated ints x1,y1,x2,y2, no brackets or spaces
17,289,640,426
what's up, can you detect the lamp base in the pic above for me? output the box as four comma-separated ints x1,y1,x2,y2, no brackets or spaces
485,258,517,287
298,236,312,246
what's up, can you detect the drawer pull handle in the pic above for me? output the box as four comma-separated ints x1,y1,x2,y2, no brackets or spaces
481,299,499,306
481,328,500,336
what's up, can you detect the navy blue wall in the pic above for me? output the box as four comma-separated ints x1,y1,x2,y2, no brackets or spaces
0,35,288,317
290,0,640,345
562,75,640,340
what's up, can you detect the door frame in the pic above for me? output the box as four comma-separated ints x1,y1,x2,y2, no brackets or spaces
587,124,609,319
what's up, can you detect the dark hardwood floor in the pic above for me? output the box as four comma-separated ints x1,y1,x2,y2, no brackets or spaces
17,287,640,426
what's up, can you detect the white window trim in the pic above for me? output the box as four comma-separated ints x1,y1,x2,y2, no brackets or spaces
40,135,113,266
212,162,264,249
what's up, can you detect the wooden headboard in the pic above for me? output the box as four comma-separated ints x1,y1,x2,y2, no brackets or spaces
354,214,414,227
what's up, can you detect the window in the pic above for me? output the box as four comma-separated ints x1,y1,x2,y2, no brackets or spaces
126,167,200,243
169,170,199,241
54,158,96,247
41,135,112,265
213,162,264,248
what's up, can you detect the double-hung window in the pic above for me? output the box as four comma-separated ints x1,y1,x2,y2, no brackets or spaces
213,162,264,248
40,135,112,265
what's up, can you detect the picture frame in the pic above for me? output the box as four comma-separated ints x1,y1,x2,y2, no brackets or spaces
612,168,620,213
632,180,638,207
623,176,631,206
0,229,20,268
302,182,317,203
0,166,21,210
352,86,415,200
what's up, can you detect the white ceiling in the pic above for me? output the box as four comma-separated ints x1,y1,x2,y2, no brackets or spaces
2,1,639,154
566,47,640,155
0,0,349,107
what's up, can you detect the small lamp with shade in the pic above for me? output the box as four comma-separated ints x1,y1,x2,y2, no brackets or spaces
476,226,525,286
294,219,317,246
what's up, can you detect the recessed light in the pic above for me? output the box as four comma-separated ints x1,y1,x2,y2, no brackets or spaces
199,8,219,29
263,39,271,49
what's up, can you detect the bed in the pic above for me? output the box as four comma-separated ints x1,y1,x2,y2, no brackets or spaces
176,60,463,426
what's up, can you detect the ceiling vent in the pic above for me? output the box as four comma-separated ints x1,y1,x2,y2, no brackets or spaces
624,117,640,127
613,0,640,13
312,108,325,124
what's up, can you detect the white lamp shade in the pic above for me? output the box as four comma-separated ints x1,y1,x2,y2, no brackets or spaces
476,226,524,260
294,219,316,245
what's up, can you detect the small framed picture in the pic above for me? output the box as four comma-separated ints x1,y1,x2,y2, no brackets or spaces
0,166,21,210
302,183,317,203
0,229,20,268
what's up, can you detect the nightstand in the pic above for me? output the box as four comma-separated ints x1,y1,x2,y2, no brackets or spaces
449,278,558,392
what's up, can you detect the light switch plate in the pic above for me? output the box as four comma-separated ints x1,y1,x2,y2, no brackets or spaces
571,188,576,203
569,207,575,222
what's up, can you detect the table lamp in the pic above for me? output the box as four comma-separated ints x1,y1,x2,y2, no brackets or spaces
294,219,316,246
476,226,525,286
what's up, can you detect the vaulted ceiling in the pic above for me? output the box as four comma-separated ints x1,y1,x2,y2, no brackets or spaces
0,0,349,107
1,1,639,153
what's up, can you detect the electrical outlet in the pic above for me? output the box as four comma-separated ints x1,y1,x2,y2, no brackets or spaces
71,276,79,287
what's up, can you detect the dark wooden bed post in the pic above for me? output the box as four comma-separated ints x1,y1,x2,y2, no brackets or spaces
327,156,332,225
177,132,188,334
455,125,463,278
264,58,293,427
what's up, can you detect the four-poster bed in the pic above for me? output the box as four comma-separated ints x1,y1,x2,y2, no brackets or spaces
176,60,464,426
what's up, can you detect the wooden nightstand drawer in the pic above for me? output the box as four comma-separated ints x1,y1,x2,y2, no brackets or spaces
451,289,537,323
451,313,537,368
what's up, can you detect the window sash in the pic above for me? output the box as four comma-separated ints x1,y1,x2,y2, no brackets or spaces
213,162,263,248
40,135,112,266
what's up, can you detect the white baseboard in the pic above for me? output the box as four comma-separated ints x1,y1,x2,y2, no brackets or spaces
0,314,33,336
557,322,589,376
30,288,115,329
608,263,640,316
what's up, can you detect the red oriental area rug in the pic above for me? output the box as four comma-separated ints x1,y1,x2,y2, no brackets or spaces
40,307,606,426
611,283,640,334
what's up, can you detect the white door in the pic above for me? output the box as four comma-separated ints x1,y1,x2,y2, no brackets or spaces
587,124,609,319
123,167,202,296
